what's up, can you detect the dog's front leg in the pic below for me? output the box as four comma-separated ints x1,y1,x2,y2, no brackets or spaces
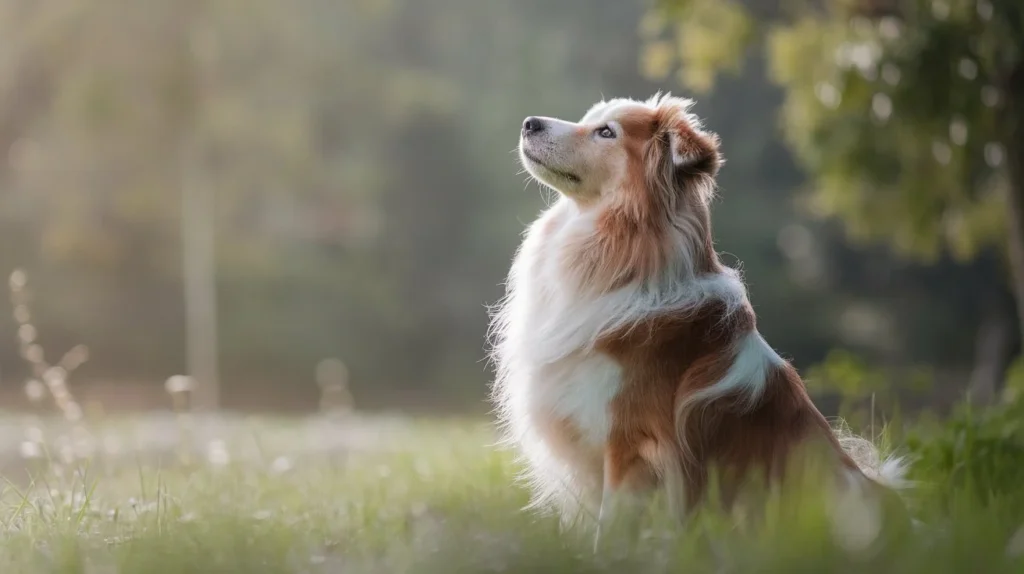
594,442,653,552
594,454,619,551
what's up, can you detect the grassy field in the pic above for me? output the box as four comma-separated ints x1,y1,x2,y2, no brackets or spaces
0,411,1022,573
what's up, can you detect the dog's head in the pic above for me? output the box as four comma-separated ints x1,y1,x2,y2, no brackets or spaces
518,93,722,210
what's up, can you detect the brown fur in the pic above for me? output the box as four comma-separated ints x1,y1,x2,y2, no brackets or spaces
591,297,858,512
499,95,888,527
569,99,860,511
565,103,722,294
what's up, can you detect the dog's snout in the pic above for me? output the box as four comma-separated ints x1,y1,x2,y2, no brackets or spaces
522,116,545,136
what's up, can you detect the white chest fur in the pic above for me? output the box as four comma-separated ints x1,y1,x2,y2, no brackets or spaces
493,198,749,440
493,201,624,456
526,351,622,448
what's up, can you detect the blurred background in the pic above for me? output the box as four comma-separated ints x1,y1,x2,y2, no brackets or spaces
0,0,1020,420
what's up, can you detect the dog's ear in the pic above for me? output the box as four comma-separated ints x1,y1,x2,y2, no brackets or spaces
645,94,723,206
667,126,722,179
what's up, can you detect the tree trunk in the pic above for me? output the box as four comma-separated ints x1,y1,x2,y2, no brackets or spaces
181,137,220,412
1004,154,1024,341
1004,64,1024,346
180,12,220,412
968,299,1015,404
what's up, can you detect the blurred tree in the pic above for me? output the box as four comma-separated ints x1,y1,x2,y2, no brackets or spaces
0,0,999,411
0,0,683,406
0,0,455,394
646,0,1024,400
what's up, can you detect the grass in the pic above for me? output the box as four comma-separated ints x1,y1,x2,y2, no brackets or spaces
0,412,1022,573
4,270,1022,571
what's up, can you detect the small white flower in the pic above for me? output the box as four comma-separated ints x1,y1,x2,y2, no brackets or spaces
985,142,1005,167
206,439,230,466
815,82,841,108
932,141,952,165
17,324,36,344
871,93,892,122
878,17,901,41
9,269,26,290
60,345,90,370
23,344,43,364
165,375,195,394
19,440,42,459
270,456,293,474
24,379,46,402
977,0,994,21
958,58,978,81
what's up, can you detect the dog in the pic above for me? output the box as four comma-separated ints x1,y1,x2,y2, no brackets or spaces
489,93,906,539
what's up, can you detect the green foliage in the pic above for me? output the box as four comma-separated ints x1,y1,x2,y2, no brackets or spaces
0,0,652,395
805,348,931,432
907,395,1024,516
1002,355,1024,402
641,0,754,92
648,0,1024,261
803,350,1024,518
805,348,1024,516
807,348,890,398
0,0,1006,408
3,414,1024,572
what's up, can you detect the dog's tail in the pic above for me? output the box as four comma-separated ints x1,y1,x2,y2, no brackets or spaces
832,421,912,490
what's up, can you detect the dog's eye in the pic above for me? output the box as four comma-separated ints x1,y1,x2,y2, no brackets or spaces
595,126,615,139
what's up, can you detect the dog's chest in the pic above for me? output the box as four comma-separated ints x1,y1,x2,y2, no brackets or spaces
529,352,622,449
511,203,624,449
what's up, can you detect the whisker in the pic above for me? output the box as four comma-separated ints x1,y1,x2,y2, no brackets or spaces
542,187,556,206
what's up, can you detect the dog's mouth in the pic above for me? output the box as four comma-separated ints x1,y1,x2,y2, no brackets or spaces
521,149,581,184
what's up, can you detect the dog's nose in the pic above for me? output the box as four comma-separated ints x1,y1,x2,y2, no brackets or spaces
522,116,545,136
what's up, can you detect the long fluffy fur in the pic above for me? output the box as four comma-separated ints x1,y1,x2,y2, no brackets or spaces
489,93,907,525
488,199,747,519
